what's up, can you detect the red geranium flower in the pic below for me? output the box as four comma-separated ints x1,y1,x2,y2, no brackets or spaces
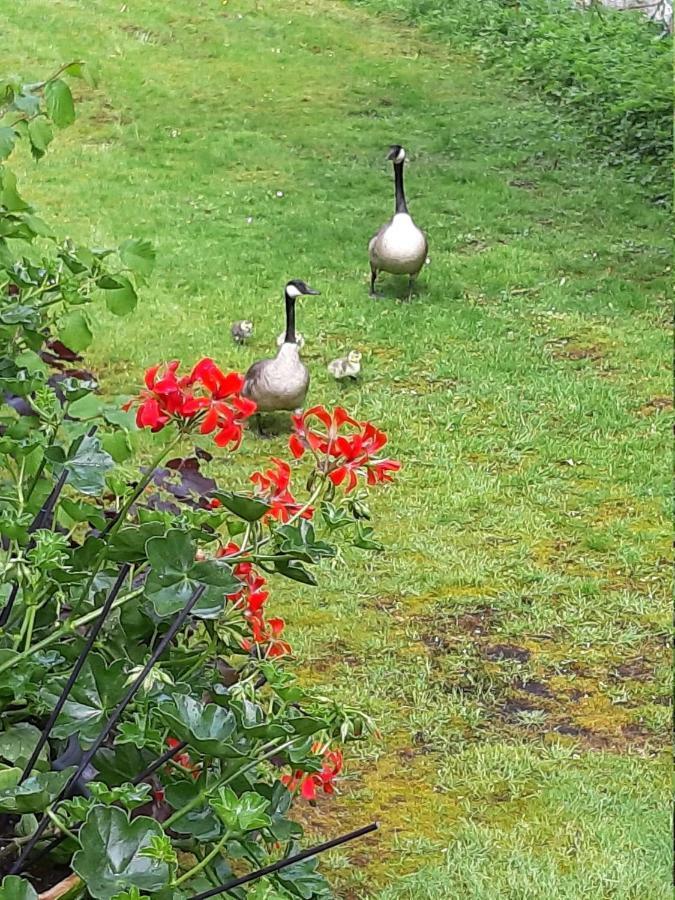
242,615,292,659
289,405,400,492
250,458,313,522
166,738,200,779
281,744,344,801
123,358,256,449
218,542,270,618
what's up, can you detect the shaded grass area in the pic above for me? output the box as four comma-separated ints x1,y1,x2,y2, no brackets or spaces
2,0,671,896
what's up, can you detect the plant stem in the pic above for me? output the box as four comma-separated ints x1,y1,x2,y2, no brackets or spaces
175,830,231,887
0,585,144,677
164,738,299,830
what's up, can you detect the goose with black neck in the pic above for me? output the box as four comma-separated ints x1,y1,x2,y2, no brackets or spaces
242,279,320,436
368,145,428,300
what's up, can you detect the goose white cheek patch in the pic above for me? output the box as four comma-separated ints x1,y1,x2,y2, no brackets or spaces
285,284,301,299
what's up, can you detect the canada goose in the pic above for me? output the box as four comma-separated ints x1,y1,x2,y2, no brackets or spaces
327,350,362,381
231,320,254,345
276,330,305,350
368,145,428,300
242,279,320,432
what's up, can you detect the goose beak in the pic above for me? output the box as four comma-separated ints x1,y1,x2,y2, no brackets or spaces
303,285,321,295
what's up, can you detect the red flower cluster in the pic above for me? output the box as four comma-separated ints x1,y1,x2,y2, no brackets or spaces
166,738,200,779
123,358,257,449
218,542,291,658
281,743,344,801
289,406,400,492
250,458,313,523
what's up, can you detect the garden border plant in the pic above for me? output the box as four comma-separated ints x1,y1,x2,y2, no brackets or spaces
0,65,395,899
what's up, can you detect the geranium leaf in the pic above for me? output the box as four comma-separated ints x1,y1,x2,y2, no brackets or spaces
145,530,194,576
93,744,153,788
0,876,38,900
39,655,128,742
157,694,236,757
0,723,49,772
45,78,75,127
65,433,115,496
0,767,75,813
211,491,271,522
212,786,271,834
273,559,317,586
72,806,170,899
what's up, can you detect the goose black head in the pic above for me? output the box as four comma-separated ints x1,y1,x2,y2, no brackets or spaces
285,279,321,298
386,145,406,164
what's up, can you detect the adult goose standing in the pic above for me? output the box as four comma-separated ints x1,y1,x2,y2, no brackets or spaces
368,145,428,300
242,279,319,433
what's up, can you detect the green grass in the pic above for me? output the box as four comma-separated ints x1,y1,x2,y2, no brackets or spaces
2,0,671,896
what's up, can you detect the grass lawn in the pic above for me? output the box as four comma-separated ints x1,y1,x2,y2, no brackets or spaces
3,0,671,896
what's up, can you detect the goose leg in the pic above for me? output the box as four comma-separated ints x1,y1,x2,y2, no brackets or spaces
253,413,272,439
405,275,415,302
369,268,378,298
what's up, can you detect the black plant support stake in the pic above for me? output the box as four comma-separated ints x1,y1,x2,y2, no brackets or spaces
7,584,206,876
132,739,189,784
20,564,131,784
189,822,379,899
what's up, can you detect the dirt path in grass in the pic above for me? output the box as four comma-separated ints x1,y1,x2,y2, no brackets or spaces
3,0,671,896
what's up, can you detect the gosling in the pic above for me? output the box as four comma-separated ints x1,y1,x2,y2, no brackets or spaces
327,350,362,381
231,320,254,345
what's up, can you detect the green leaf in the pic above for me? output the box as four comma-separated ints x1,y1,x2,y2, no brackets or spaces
277,857,331,899
102,429,132,463
273,559,317,586
0,876,38,900
0,167,29,211
0,127,16,161
45,78,75,127
58,310,93,353
65,433,115,496
93,744,153,788
0,767,75,813
212,491,271,522
0,723,49,773
98,275,137,316
67,393,104,420
157,694,236,757
72,806,170,900
276,520,335,563
119,238,155,284
353,523,383,551
27,118,53,160
146,530,194,575
39,655,128,743
212,786,271,834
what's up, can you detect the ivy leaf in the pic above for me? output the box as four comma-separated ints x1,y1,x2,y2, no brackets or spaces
27,118,53,160
0,126,16,161
65,433,115,496
58,310,93,353
157,694,236,757
212,786,271,834
45,78,75,127
0,767,75,813
119,239,155,284
211,491,271,522
72,806,170,900
0,876,38,900
98,275,138,316
0,723,49,773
